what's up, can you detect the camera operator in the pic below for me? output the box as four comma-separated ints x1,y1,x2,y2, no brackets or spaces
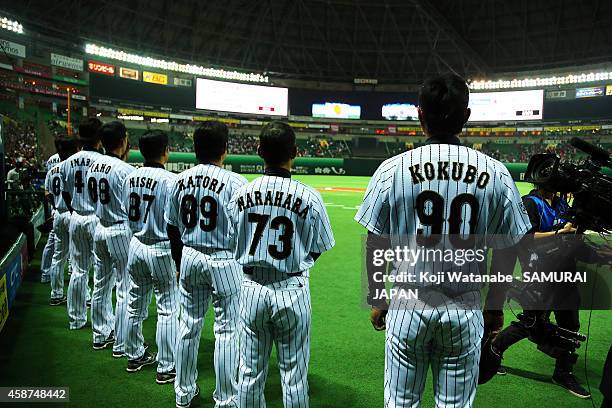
491,182,591,399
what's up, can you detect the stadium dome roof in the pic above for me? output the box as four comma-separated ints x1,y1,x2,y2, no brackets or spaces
3,0,612,84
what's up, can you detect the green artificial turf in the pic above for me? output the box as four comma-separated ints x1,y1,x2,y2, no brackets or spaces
0,178,609,408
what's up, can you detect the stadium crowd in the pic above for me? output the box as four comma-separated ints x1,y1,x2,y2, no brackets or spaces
3,117,43,189
1,116,608,189
478,140,584,163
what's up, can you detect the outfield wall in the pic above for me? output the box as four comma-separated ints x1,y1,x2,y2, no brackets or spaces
128,151,531,180
0,234,27,334
127,152,346,176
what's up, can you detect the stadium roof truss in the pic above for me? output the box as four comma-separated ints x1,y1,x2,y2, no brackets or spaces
2,0,612,84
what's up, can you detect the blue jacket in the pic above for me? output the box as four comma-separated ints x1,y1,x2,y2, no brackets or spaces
523,191,570,232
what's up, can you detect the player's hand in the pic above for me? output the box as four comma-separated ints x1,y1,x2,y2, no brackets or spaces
370,306,388,331
558,222,577,234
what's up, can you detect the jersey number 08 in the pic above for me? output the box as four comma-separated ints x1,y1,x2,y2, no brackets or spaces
87,177,111,204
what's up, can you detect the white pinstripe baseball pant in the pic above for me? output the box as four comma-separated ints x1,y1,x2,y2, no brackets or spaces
238,271,311,408
175,246,242,408
49,211,71,299
40,225,55,282
384,291,484,408
92,222,132,352
67,213,96,329
125,237,179,372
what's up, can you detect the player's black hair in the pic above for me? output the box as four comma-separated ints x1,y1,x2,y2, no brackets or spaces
418,74,470,137
258,121,297,166
193,121,228,163
99,121,128,152
55,136,79,160
139,129,169,161
78,117,102,148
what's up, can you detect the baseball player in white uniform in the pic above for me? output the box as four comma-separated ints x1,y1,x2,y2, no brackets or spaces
355,74,531,408
88,121,135,357
228,122,335,408
166,121,247,408
40,151,62,284
59,118,103,330
44,137,79,305
123,130,178,382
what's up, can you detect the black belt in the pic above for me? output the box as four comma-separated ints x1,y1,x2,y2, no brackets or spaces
243,266,302,277
100,220,124,228
136,236,169,245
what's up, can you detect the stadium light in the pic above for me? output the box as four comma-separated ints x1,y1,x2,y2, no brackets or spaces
85,43,269,83
469,71,612,90
0,17,24,34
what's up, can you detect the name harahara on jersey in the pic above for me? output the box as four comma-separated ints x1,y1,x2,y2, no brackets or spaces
177,174,225,195
235,189,310,219
408,160,491,188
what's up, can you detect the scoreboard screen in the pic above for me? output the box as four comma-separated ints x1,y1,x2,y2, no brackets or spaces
382,103,419,120
468,89,544,121
312,102,361,119
196,78,288,116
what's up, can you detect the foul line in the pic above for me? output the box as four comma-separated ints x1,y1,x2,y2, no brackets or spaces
317,187,366,193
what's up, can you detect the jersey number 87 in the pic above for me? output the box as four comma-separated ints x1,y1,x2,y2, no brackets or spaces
128,193,155,222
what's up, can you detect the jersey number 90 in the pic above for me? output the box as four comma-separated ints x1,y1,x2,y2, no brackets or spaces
415,191,479,248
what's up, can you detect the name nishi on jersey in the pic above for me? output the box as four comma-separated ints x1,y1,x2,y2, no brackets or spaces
236,190,310,219
177,175,225,194
409,161,490,188
129,176,158,191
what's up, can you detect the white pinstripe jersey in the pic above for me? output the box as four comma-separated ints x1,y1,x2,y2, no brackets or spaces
45,162,68,212
165,164,248,251
59,150,103,215
88,155,136,224
355,143,531,289
228,175,335,274
123,165,176,242
46,153,60,172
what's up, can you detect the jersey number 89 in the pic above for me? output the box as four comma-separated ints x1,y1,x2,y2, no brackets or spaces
180,194,217,232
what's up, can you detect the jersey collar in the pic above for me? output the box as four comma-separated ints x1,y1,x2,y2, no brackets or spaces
106,152,121,159
144,162,165,169
425,135,461,145
264,167,291,178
